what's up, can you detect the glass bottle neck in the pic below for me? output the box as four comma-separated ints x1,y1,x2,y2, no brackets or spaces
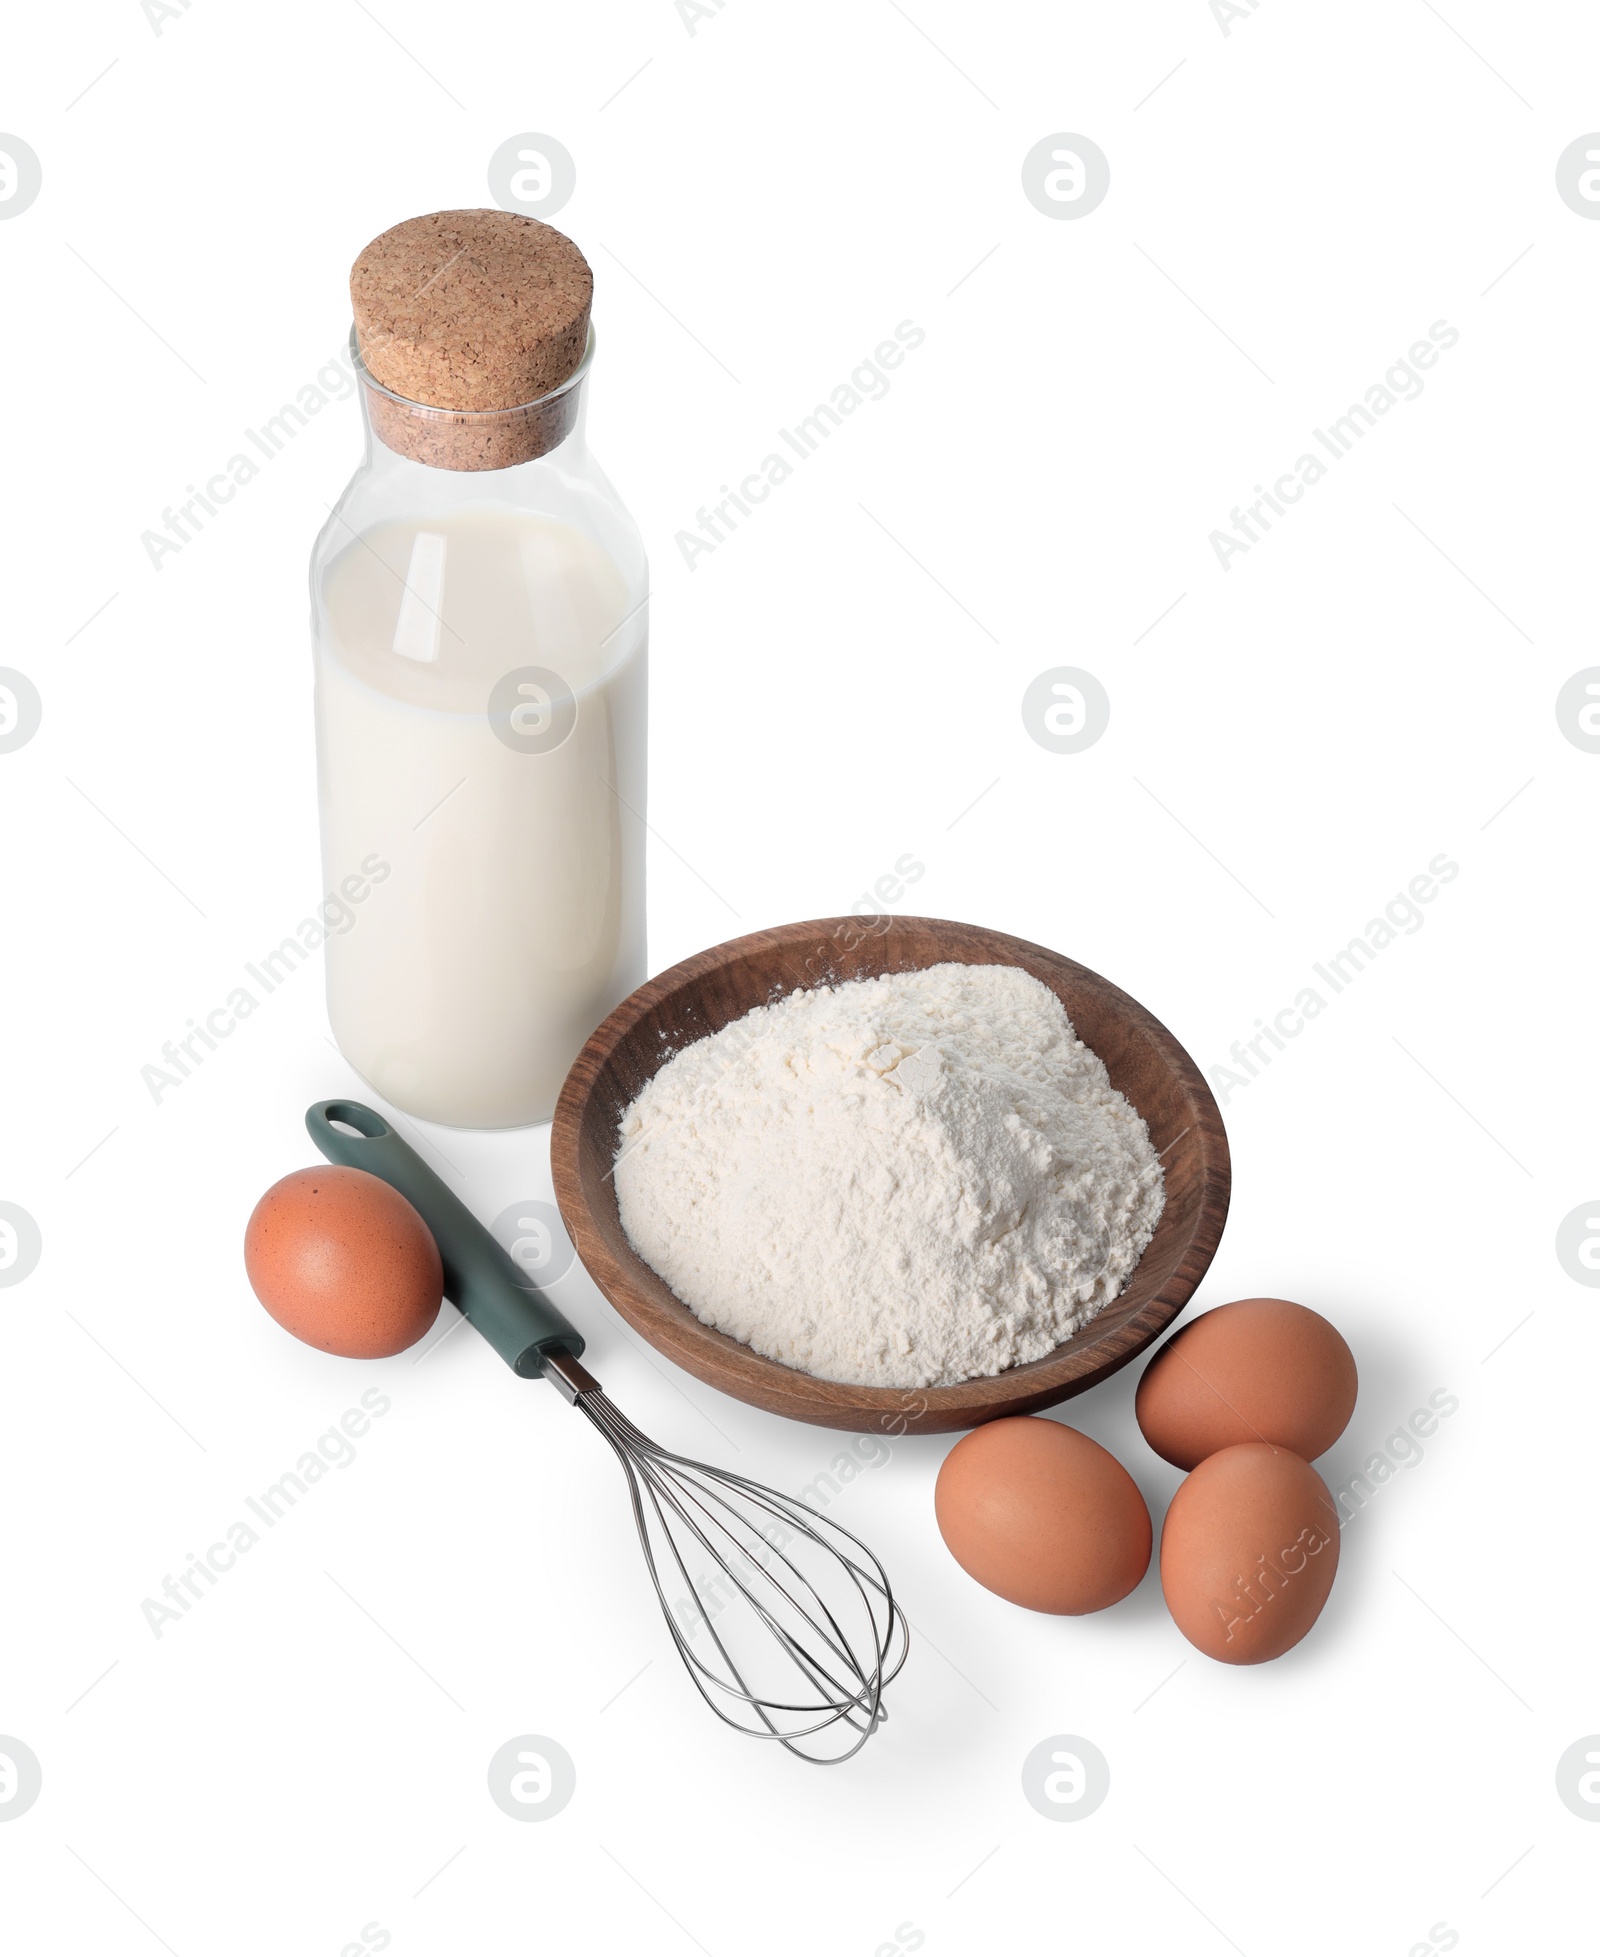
351,322,595,476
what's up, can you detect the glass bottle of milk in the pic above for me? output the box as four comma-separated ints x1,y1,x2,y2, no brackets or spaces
310,245,646,1129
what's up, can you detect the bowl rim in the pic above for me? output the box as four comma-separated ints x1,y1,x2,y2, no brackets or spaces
551,916,1230,1434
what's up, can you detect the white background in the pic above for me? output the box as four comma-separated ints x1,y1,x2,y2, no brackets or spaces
3,1,1598,1952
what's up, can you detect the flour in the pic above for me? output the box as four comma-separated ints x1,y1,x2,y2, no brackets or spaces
613,963,1166,1390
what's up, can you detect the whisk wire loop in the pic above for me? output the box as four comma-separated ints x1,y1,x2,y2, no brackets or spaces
566,1377,909,1765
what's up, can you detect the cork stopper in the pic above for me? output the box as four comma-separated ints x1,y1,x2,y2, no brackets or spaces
350,209,594,470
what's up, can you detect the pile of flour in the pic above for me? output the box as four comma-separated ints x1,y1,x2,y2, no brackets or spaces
612,963,1166,1390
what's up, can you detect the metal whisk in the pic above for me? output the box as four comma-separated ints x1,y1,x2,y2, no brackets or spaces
307,1100,908,1763
545,1351,907,1763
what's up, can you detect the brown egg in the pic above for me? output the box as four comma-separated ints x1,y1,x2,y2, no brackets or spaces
1135,1297,1357,1469
245,1167,442,1358
1160,1442,1340,1664
934,1416,1152,1614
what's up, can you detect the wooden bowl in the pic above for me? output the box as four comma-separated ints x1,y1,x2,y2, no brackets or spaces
551,918,1229,1435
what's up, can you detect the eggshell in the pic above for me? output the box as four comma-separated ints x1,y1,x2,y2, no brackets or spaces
245,1167,442,1358
1160,1442,1340,1664
1135,1297,1357,1469
934,1416,1152,1614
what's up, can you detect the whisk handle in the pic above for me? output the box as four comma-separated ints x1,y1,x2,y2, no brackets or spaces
305,1098,585,1378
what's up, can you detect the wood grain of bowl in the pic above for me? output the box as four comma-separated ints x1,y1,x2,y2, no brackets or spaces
551,917,1230,1435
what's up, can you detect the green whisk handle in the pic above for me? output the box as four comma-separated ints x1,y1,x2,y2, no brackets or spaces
305,1098,585,1379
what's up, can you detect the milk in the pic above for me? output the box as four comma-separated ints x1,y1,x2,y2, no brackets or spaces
314,508,647,1127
